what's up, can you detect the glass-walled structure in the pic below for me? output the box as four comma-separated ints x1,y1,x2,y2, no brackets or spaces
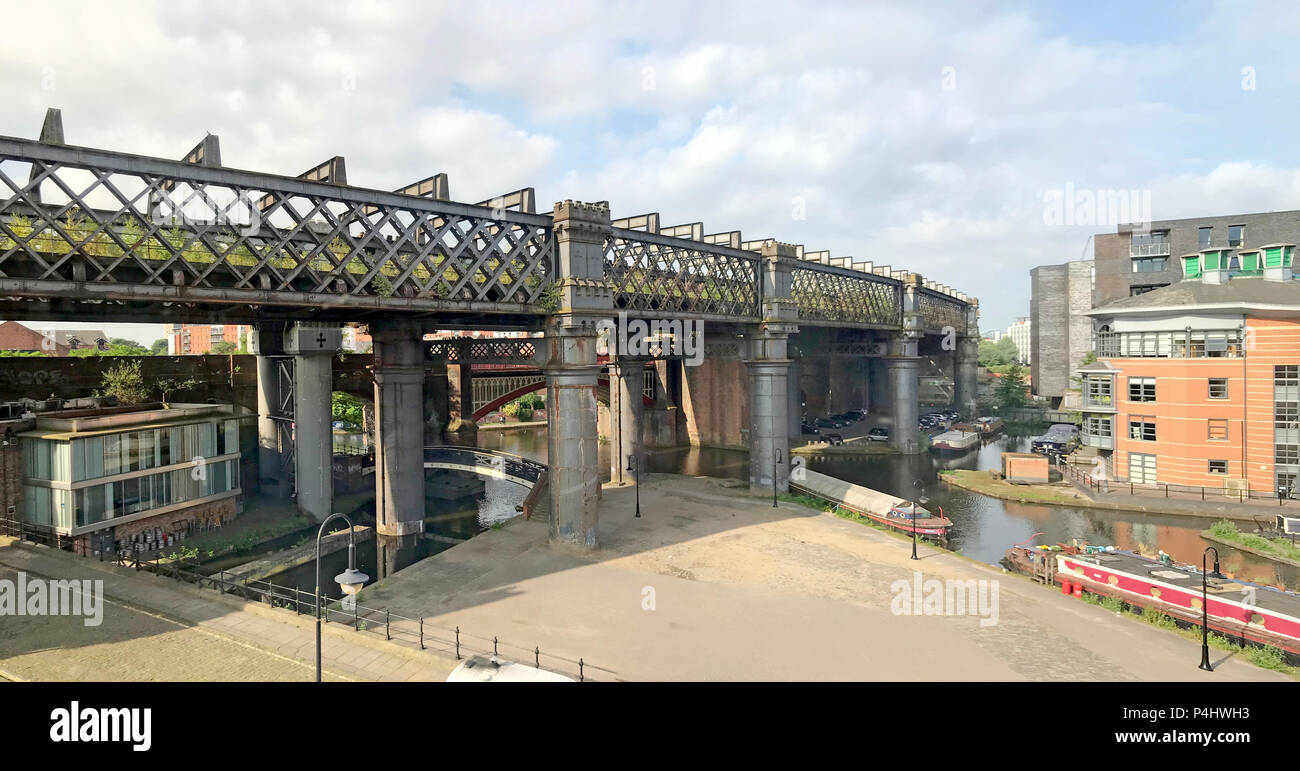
19,404,244,535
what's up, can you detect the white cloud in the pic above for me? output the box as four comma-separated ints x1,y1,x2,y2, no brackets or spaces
1,0,1299,336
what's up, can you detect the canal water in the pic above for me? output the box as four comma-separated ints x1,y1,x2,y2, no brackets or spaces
480,425,1300,591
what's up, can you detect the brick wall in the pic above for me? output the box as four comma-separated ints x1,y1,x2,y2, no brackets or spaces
75,496,238,556
0,441,21,521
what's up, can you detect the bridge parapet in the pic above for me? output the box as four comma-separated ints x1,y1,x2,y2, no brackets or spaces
0,135,555,321
605,225,761,321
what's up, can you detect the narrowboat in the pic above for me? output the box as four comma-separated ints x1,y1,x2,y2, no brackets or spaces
930,430,981,453
1002,542,1300,658
837,499,953,541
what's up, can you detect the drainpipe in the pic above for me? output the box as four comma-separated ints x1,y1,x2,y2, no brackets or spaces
1241,318,1247,485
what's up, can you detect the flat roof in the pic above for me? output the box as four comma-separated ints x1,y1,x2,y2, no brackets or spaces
18,403,250,441
1087,277,1300,318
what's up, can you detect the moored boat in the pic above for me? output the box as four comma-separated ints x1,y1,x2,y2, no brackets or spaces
837,499,953,540
954,416,1005,436
930,430,980,453
1003,541,1300,657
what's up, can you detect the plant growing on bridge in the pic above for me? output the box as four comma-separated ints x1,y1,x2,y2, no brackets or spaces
537,283,560,313
155,375,200,408
94,360,151,405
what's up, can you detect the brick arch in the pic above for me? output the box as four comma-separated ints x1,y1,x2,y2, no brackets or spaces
471,378,651,421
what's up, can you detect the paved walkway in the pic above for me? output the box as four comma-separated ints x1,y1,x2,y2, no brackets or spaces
359,474,1293,682
0,538,456,682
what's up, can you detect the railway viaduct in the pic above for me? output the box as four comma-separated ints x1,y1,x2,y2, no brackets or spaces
0,109,979,550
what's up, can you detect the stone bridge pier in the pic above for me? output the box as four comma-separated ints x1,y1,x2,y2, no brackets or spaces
371,319,426,538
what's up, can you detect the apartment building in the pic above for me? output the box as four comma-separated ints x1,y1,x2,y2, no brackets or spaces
1005,318,1032,365
18,402,249,555
1080,243,1298,496
167,323,250,354
1030,261,1093,403
1093,209,1300,304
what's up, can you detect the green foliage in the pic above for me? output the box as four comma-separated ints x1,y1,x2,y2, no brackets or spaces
0,350,48,357
332,392,366,429
978,337,1019,367
1205,519,1300,562
536,284,560,313
150,338,169,355
94,360,151,405
1246,645,1290,671
1079,351,1098,367
155,376,200,408
69,343,150,357
994,364,1028,409
371,273,394,298
209,341,238,354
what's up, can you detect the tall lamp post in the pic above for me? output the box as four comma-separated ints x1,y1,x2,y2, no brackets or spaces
910,480,928,561
1199,546,1223,672
626,454,641,518
315,512,369,683
772,449,782,508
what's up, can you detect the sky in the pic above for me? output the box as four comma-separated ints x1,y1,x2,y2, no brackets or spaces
2,0,1300,341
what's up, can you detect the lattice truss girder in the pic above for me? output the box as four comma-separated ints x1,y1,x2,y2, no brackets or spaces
604,232,760,319
428,339,537,364
790,264,901,326
0,143,554,307
917,290,968,335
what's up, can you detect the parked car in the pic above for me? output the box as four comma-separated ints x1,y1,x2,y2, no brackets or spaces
867,427,890,442
823,432,844,446
800,423,821,436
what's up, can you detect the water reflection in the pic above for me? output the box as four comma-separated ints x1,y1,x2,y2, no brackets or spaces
484,426,1298,590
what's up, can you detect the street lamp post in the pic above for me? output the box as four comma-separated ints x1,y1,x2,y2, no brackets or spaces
315,512,369,683
626,454,641,518
1199,546,1222,672
772,449,782,508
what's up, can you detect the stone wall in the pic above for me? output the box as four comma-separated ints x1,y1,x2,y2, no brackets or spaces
681,357,748,448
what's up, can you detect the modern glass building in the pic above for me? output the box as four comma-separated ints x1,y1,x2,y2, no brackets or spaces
19,403,249,552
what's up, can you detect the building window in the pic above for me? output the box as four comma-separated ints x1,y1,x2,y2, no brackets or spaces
1276,402,1299,430
1208,419,1229,440
1208,460,1228,474
1128,377,1156,402
1130,231,1170,256
1228,225,1245,247
1129,418,1157,441
1198,226,1212,248
1085,416,1112,437
1129,284,1164,296
1208,378,1229,399
1277,445,1300,465
1131,256,1168,273
1276,365,1299,387
1085,377,1112,406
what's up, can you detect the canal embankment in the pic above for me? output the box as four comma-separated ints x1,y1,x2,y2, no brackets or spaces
940,468,1267,522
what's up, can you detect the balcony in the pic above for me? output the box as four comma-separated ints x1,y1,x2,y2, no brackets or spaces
1095,330,1243,359
1130,232,1171,257
1082,432,1113,450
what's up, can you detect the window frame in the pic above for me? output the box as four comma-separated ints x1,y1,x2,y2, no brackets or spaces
1208,378,1229,399
1208,419,1229,441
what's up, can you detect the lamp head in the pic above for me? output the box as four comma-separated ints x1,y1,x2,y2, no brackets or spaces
335,567,368,596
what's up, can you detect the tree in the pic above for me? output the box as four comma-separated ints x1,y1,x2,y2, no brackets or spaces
331,392,366,429
210,341,238,355
94,360,151,405
995,365,1028,409
996,337,1020,364
155,376,199,408
150,338,169,355
70,342,149,357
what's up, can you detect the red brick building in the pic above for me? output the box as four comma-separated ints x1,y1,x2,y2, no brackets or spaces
1081,244,1299,496
0,321,107,356
167,324,250,355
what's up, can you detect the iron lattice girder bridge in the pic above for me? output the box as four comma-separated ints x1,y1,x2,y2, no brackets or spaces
0,131,972,334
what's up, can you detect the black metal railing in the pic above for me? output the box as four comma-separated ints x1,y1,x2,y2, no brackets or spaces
1053,457,1300,507
102,549,594,681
